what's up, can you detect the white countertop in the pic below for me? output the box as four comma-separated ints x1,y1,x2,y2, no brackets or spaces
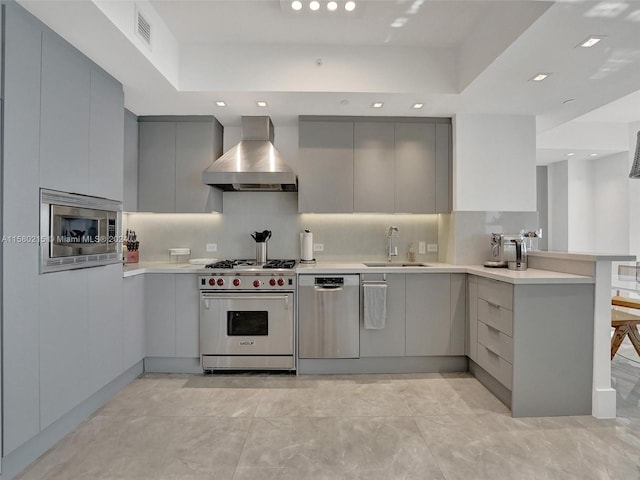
528,251,636,262
125,260,594,285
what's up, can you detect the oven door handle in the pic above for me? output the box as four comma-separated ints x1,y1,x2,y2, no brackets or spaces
200,294,290,309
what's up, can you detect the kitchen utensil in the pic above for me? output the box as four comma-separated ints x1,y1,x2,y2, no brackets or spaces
251,230,272,243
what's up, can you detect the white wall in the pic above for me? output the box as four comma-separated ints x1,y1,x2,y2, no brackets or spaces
547,154,630,254
453,114,536,212
547,161,568,251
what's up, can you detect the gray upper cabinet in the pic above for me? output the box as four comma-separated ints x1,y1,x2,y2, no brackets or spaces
435,123,452,213
89,66,124,201
298,117,451,214
123,110,139,211
395,122,436,213
138,118,223,213
138,121,176,212
40,31,91,194
354,122,395,213
298,120,354,213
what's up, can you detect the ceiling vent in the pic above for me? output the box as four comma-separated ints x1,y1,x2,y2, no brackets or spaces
135,8,152,48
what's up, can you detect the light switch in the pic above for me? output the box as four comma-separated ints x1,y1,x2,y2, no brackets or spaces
206,243,217,252
418,242,426,254
313,243,324,252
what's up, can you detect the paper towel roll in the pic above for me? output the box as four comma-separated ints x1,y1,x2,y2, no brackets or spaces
300,229,314,261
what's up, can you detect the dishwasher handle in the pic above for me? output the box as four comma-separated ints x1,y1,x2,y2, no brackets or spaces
314,285,343,291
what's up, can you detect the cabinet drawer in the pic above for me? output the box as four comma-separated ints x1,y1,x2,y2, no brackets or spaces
477,298,513,337
477,343,512,390
477,277,513,310
477,320,513,364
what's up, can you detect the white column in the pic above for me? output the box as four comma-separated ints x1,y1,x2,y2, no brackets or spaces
592,260,616,418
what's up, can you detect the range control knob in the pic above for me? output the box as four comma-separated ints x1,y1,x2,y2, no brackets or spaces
233,278,241,287
253,280,261,288
217,278,225,286
269,278,276,286
277,278,285,286
208,278,215,286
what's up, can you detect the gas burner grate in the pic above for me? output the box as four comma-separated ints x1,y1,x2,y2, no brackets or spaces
263,259,296,269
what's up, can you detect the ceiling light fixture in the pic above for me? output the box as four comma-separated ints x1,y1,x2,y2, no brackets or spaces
371,102,384,109
530,73,550,82
391,17,408,28
309,1,320,11
256,101,268,107
215,101,226,107
590,153,598,157
578,35,606,48
412,103,424,109
345,1,356,12
291,0,303,11
567,152,575,156
629,131,640,178
327,1,338,12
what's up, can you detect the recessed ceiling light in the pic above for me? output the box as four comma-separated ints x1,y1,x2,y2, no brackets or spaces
345,1,356,12
371,102,384,109
590,153,598,156
530,73,550,82
291,1,303,11
327,1,338,12
412,103,424,109
309,1,320,11
578,35,606,48
256,101,268,107
567,152,575,156
215,101,226,107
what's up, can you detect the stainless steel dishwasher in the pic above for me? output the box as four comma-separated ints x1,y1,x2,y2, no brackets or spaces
298,275,360,358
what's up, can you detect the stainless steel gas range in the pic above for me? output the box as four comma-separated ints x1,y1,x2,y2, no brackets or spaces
198,259,296,372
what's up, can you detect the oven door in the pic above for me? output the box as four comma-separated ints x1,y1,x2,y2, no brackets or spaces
200,292,294,356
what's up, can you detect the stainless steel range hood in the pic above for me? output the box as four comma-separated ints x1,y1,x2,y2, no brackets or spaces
202,116,297,192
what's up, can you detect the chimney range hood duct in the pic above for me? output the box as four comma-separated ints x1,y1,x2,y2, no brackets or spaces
202,116,297,192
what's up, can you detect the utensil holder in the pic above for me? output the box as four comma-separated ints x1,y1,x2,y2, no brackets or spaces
256,242,268,264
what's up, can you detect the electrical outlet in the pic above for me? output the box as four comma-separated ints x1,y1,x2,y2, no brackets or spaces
427,244,438,252
313,243,324,252
206,243,217,252
418,242,426,254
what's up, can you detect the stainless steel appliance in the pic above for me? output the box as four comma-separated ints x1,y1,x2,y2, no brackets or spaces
298,274,360,358
40,189,122,273
198,259,297,371
484,233,520,268
202,116,297,191
508,238,528,271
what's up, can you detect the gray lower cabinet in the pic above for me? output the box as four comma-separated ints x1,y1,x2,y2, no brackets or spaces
298,120,355,213
138,118,223,213
40,30,91,195
466,275,478,361
39,269,91,430
145,274,200,357
360,273,465,357
87,264,125,395
360,274,406,357
469,275,595,417
123,275,146,369
406,273,453,356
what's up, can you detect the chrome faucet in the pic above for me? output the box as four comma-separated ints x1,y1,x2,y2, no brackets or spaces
387,226,399,262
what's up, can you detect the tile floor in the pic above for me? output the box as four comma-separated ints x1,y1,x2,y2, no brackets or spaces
14,352,640,480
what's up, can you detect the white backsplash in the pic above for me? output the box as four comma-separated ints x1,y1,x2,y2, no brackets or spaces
125,192,439,263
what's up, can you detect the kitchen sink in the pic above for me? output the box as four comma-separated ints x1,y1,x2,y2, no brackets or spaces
363,262,430,267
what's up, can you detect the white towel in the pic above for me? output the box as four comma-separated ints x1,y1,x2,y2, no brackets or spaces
364,283,387,330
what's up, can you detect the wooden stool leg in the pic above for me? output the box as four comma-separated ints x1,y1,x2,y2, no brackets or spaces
626,325,640,357
611,326,627,359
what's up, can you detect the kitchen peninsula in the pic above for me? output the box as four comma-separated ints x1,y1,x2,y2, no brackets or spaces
124,250,632,419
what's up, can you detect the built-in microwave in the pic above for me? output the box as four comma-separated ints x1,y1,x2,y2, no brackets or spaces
40,189,122,273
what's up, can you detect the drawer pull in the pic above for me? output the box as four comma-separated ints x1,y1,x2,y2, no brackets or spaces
486,323,500,332
487,301,500,309
485,345,500,357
